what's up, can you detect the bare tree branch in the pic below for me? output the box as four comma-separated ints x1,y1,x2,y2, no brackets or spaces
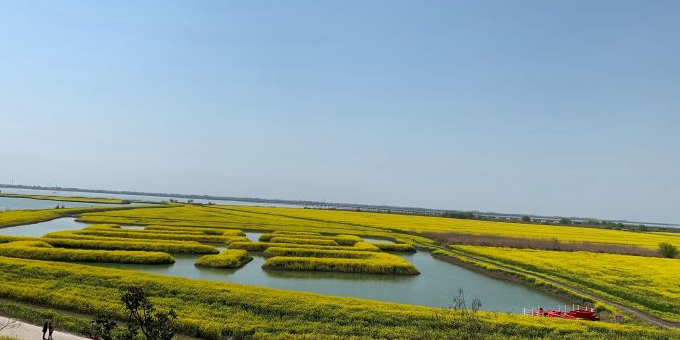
0,317,19,332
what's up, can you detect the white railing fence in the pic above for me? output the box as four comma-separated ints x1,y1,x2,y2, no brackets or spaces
523,304,594,316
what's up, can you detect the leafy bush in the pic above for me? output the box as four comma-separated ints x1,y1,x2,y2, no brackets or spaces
658,242,679,258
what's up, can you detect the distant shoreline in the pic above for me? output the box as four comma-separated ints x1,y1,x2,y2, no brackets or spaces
1,183,678,228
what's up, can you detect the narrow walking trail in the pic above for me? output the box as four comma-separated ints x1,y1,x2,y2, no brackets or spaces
0,316,88,340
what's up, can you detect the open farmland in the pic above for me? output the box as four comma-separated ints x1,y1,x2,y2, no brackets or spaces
79,205,680,249
0,256,678,340
450,245,680,324
1,202,680,340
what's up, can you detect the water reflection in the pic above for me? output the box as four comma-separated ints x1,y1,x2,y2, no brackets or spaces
1,220,568,311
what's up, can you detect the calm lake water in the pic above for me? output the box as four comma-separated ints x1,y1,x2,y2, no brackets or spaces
0,217,89,237
0,196,133,211
1,220,567,311
2,188,298,208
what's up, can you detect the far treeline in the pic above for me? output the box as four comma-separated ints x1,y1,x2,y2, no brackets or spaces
440,211,674,233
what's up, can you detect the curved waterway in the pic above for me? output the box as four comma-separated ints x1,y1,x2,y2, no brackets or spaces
0,217,88,237
2,221,567,311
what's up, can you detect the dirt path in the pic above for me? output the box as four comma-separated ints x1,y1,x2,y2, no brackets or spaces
0,316,88,340
422,243,680,329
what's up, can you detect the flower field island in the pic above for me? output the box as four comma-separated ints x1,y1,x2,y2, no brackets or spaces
1,197,680,340
195,249,252,268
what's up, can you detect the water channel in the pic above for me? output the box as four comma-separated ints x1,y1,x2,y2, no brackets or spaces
1,219,567,311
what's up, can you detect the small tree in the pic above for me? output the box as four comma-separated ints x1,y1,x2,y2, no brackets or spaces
91,286,177,340
92,311,119,340
658,242,678,258
521,215,531,222
120,286,177,340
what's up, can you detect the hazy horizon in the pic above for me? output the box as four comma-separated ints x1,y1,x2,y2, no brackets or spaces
1,1,678,224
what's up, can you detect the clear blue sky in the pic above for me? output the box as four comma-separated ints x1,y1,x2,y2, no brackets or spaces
1,1,678,223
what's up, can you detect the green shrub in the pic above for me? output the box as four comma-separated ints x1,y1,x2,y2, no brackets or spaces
658,242,679,258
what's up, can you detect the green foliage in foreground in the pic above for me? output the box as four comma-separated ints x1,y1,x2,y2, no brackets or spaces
0,257,677,340
118,286,178,340
194,249,252,268
0,241,175,264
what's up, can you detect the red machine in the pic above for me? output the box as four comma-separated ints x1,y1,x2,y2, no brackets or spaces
524,305,600,321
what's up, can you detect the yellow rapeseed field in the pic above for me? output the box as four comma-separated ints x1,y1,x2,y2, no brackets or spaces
219,206,680,249
452,245,680,323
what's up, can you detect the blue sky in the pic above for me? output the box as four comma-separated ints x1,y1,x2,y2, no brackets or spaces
0,1,678,223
